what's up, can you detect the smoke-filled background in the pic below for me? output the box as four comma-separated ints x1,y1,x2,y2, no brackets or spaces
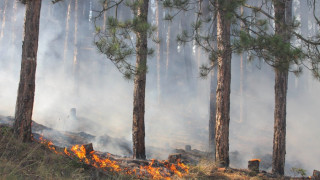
0,0,319,176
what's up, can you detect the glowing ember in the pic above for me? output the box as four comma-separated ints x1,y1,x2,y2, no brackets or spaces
36,136,189,179
249,159,261,162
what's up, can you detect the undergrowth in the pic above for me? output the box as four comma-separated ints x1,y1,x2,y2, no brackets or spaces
0,125,133,180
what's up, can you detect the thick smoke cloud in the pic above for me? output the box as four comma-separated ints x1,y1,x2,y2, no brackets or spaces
0,0,319,176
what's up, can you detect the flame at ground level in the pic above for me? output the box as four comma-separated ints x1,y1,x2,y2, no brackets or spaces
249,159,261,162
36,136,189,179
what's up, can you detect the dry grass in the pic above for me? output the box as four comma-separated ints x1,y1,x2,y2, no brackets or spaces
0,125,135,180
0,125,303,180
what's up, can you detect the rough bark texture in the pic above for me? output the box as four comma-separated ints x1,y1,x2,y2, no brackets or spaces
215,0,232,167
132,0,149,160
13,0,42,142
272,0,291,175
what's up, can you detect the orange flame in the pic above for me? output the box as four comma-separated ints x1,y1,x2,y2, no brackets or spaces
249,159,261,162
36,136,189,179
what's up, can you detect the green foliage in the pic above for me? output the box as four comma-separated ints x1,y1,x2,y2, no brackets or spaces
162,0,320,79
94,0,156,80
291,167,307,177
234,29,305,73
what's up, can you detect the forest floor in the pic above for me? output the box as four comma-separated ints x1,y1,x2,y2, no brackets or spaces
0,125,315,180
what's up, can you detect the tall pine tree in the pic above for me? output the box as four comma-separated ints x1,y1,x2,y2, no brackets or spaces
94,0,156,159
14,0,42,142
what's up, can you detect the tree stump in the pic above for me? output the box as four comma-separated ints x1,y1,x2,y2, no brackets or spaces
313,170,320,179
248,159,260,172
185,145,191,151
70,108,77,120
168,153,181,163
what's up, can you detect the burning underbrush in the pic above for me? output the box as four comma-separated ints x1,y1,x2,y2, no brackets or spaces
36,135,189,179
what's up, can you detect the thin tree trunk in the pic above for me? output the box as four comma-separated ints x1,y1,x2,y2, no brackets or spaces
272,0,291,175
73,0,79,96
14,0,42,142
0,0,8,41
181,12,193,85
166,22,171,76
132,0,149,160
63,0,72,64
102,0,107,31
239,5,244,123
10,0,17,45
215,0,232,168
73,0,78,74
239,54,244,123
155,0,161,103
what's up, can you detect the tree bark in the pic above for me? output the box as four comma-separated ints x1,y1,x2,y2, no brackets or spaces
272,0,291,175
14,0,42,142
132,0,149,160
215,0,232,167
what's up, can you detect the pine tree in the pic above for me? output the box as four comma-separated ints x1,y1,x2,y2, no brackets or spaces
272,0,290,175
236,0,320,175
94,0,156,159
163,0,243,167
14,0,42,142
214,0,232,167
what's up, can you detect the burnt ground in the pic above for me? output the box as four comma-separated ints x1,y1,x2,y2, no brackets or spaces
1,115,318,179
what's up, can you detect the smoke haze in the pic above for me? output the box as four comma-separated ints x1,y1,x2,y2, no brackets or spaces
0,0,319,176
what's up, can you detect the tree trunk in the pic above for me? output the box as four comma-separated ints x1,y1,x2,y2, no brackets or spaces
215,0,232,167
155,0,161,103
0,0,8,41
73,0,79,96
13,0,42,142
10,0,18,45
181,12,193,86
63,0,72,64
239,5,246,123
102,0,107,31
132,0,149,160
166,22,171,76
73,0,78,74
272,0,291,175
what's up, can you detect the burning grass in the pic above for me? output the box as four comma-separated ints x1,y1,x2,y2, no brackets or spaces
1,125,314,180
0,125,132,180
36,134,189,179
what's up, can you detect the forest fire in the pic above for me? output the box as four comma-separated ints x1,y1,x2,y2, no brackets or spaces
36,136,189,179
